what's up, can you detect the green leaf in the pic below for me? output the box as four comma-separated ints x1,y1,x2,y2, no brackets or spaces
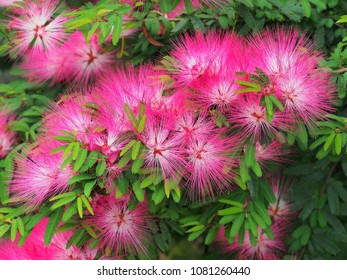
218,207,244,216
118,150,132,168
112,15,123,45
96,159,107,176
62,142,75,160
82,224,97,239
50,196,76,210
335,133,342,155
327,186,339,214
186,224,205,233
132,157,144,174
301,0,311,17
300,226,311,246
188,228,205,241
66,228,85,249
264,96,273,117
81,195,94,215
131,141,141,160
73,149,88,172
184,0,194,13
72,142,80,160
133,180,144,202
84,180,96,197
120,140,136,156
44,207,64,246
140,175,154,189
269,94,284,111
124,103,138,129
137,115,146,133
254,201,272,226
318,210,327,227
50,145,68,155
229,213,245,239
245,144,256,167
219,215,237,225
117,174,129,194
16,217,25,236
11,219,17,242
87,22,100,41
239,156,250,183
152,186,166,205
205,225,219,245
251,161,262,177
260,180,276,203
60,154,73,170
49,192,76,201
235,80,261,91
0,224,11,238
219,199,244,208
247,215,258,237
62,205,77,222
250,211,267,230
77,197,83,218
324,133,336,151
68,174,94,185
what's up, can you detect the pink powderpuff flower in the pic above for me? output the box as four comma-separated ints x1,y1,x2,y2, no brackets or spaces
267,177,294,221
41,92,98,145
229,94,291,142
275,69,335,129
0,108,17,158
10,139,75,209
255,140,289,168
90,194,152,258
93,66,185,134
184,134,235,200
8,0,69,55
0,218,89,260
249,28,321,78
193,69,242,111
59,31,116,87
20,47,67,85
215,221,288,260
173,111,216,144
169,32,244,88
141,114,186,181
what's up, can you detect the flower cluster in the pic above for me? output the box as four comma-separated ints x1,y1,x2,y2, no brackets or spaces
0,1,336,259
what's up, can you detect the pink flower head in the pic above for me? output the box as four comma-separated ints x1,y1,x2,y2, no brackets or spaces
91,194,152,257
41,92,97,145
268,177,294,221
216,221,288,260
184,133,235,200
142,114,186,181
59,31,116,86
173,111,216,144
193,69,242,111
10,139,75,209
0,218,89,260
255,140,289,168
0,108,17,158
275,70,334,129
169,32,244,88
20,47,67,84
8,0,69,55
249,28,321,78
229,94,290,142
94,66,184,133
